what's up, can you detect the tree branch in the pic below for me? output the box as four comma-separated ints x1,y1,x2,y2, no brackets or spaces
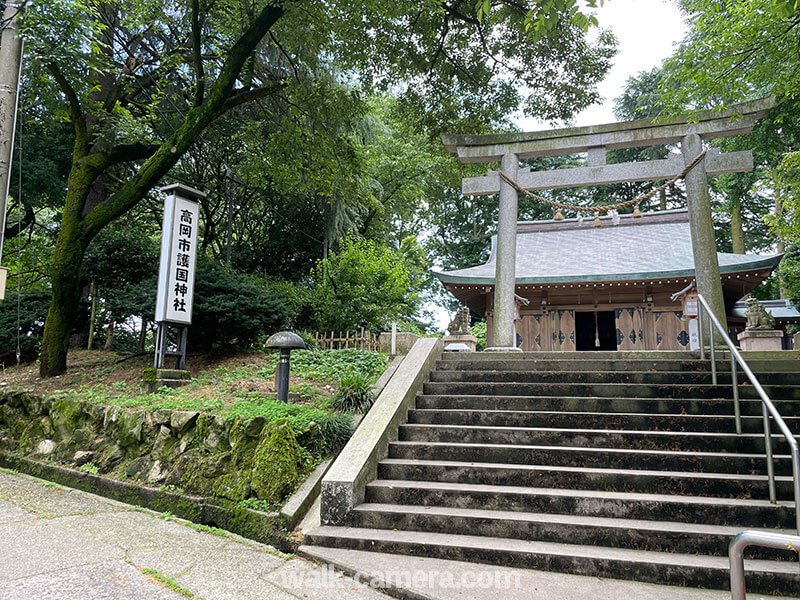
81,2,287,243
191,0,205,106
220,82,287,113
3,203,35,240
46,63,88,154
107,142,161,165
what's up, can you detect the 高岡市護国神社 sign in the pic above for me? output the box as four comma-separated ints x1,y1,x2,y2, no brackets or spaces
155,185,203,325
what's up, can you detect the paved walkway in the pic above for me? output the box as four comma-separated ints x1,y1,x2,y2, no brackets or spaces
1,468,796,600
0,469,389,600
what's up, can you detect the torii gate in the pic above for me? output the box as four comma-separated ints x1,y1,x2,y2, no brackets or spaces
441,97,775,351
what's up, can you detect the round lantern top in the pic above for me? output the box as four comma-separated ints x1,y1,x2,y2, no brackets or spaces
265,331,307,350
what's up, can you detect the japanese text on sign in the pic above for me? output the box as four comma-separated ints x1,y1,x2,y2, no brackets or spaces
155,194,199,325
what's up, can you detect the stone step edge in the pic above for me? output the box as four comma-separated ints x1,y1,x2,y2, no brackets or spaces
303,526,799,575
416,393,795,403
399,423,800,441
431,369,800,377
390,440,792,461
376,458,792,488
410,408,797,418
351,502,796,540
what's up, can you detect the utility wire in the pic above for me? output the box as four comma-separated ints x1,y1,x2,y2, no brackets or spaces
15,88,22,366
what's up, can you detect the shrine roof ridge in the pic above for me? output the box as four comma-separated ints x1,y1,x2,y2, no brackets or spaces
441,97,775,153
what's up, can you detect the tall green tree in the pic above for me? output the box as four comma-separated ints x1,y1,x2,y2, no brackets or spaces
24,0,615,376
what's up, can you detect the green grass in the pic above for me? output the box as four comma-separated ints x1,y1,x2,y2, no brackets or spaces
78,463,99,474
139,567,199,599
50,349,385,456
237,497,282,513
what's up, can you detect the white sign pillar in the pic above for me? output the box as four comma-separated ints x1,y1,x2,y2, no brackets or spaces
154,183,205,369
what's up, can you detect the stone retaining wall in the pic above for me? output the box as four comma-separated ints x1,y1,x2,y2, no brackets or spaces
0,391,307,508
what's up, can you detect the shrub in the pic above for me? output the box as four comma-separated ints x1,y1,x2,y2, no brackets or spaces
0,290,90,361
330,370,375,413
189,260,294,350
309,235,426,331
470,321,487,351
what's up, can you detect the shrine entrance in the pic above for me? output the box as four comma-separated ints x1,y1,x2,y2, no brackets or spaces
575,311,616,351
440,97,775,352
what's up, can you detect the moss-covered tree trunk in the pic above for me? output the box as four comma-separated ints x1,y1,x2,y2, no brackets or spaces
730,196,745,254
39,165,97,376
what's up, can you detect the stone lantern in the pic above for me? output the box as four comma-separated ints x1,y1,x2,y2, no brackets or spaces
265,331,306,403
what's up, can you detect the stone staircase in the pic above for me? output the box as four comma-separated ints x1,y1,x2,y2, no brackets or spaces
305,351,800,595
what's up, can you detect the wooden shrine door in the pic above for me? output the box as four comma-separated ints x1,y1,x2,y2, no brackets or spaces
615,307,646,350
550,309,575,351
518,312,547,351
654,311,690,350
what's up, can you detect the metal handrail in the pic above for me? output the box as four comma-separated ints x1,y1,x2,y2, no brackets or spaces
695,293,800,536
729,530,800,599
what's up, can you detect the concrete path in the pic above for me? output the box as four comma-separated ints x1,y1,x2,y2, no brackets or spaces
0,469,389,600
1,467,796,600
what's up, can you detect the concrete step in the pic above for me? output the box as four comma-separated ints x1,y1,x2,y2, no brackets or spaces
407,408,800,433
375,460,796,502
428,369,800,386
348,503,796,560
387,440,796,476
435,358,800,373
422,381,800,400
397,423,800,454
439,351,700,360
304,526,800,595
415,394,800,416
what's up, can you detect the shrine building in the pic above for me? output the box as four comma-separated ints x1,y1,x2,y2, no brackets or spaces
435,208,786,351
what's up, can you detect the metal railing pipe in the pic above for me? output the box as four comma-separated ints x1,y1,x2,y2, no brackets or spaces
697,303,705,360
696,293,800,533
730,354,741,434
729,530,800,600
707,304,717,385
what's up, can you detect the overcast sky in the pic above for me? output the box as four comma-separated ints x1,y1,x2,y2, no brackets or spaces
517,0,688,131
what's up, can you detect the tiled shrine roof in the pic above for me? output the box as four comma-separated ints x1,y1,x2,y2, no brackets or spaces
434,209,781,285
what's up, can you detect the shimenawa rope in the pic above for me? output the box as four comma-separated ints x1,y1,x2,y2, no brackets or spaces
497,149,707,215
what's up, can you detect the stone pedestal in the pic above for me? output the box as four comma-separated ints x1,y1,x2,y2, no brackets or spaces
443,334,478,352
142,368,191,393
737,329,783,352
378,332,421,355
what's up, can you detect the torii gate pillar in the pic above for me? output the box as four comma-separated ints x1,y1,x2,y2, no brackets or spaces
682,133,726,332
490,151,522,351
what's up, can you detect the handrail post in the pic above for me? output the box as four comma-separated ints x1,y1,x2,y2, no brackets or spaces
792,442,800,536
731,355,741,435
698,303,705,360
762,403,777,504
708,310,717,385
729,531,800,600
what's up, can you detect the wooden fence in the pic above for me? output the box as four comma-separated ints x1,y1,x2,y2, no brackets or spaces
313,330,379,351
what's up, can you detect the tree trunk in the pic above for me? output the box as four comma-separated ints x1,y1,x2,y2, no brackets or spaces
137,319,148,353
39,168,94,377
659,188,667,211
776,189,787,299
39,239,87,376
103,321,114,351
730,196,745,254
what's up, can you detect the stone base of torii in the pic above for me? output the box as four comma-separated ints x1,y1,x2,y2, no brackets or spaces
441,97,774,351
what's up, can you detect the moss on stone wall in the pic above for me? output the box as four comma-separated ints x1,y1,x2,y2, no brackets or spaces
0,390,306,512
